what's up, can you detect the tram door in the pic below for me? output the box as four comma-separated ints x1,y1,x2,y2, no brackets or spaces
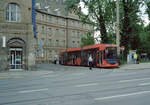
99,52,103,67
10,48,22,69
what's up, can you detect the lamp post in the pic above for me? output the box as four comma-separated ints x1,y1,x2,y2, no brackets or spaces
116,0,120,56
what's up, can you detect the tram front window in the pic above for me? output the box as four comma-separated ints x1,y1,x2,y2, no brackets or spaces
105,47,117,59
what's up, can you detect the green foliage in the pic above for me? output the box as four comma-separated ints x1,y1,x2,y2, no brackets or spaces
107,32,116,44
65,0,150,58
120,0,143,56
65,0,116,43
145,1,150,20
81,32,95,47
136,1,150,56
138,25,150,55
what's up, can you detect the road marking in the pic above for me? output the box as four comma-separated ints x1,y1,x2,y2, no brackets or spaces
119,77,150,83
18,88,48,94
75,83,99,87
71,73,85,76
42,74,59,78
94,91,150,101
139,82,150,86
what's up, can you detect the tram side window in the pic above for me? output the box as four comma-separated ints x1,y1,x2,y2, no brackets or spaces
68,53,72,61
105,47,117,59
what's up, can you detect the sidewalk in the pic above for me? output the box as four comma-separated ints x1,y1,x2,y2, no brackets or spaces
0,63,150,80
120,63,150,70
0,70,53,80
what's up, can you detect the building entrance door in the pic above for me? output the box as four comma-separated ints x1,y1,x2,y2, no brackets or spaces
10,48,23,69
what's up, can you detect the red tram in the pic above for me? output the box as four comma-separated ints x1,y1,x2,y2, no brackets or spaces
60,44,119,68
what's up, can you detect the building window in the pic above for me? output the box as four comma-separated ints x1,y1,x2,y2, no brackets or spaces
56,40,59,47
49,39,51,46
62,18,65,25
72,20,74,26
6,3,21,22
49,51,52,59
42,14,44,20
72,31,75,37
75,31,77,37
56,29,59,36
77,32,80,37
78,21,80,25
48,15,51,22
42,26,44,33
48,28,52,36
62,40,65,47
74,21,76,26
77,41,80,47
72,41,75,48
41,38,45,45
62,30,65,36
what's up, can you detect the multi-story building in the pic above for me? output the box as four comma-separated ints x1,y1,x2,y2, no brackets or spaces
35,0,94,63
0,0,93,71
0,0,36,71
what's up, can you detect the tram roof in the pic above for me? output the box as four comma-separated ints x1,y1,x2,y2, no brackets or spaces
82,44,117,50
60,47,81,53
60,44,117,53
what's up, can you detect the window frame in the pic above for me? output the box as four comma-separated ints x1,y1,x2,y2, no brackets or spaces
6,3,21,22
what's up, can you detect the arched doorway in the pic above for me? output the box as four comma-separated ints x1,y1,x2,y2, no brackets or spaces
7,38,26,70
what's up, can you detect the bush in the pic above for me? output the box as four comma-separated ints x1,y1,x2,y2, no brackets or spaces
118,54,127,65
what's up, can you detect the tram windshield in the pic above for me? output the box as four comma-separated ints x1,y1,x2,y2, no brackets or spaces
105,47,117,59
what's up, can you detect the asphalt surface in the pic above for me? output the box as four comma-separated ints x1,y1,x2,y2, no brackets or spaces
0,64,150,105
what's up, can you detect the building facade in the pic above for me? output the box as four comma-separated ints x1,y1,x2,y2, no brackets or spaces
35,10,93,63
0,0,94,70
34,0,94,63
0,0,36,70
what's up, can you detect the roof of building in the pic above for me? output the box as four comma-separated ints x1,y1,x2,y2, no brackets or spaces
36,9,80,21
36,0,79,20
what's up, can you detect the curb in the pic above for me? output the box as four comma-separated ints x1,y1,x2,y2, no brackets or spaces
0,70,54,80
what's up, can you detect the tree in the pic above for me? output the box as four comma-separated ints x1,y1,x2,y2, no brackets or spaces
66,0,148,58
138,26,150,54
145,0,150,20
120,0,143,57
138,0,150,55
65,0,116,43
81,32,95,47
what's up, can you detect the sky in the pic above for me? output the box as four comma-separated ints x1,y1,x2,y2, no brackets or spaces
140,4,150,26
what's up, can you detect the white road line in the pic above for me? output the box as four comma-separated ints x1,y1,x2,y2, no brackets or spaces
71,73,85,76
119,77,150,83
18,88,48,94
42,74,59,78
75,83,99,87
139,82,150,86
94,91,150,101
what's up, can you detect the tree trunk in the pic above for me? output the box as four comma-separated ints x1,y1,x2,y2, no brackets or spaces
121,0,131,57
98,8,108,43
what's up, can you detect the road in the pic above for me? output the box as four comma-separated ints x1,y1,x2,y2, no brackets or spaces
0,64,150,105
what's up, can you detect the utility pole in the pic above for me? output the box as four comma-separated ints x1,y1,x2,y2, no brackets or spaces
116,0,120,56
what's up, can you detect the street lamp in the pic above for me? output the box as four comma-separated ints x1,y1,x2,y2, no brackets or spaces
116,0,120,56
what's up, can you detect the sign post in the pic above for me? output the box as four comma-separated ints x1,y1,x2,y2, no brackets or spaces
2,36,6,48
